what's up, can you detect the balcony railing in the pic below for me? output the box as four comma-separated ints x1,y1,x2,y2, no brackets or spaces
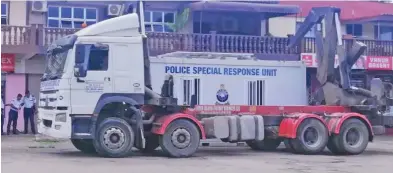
302,37,393,56
2,25,393,57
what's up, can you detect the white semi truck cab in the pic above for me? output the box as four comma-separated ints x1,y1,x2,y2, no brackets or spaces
37,13,179,157
38,13,146,138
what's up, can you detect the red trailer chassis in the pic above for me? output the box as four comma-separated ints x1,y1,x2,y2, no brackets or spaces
149,105,374,156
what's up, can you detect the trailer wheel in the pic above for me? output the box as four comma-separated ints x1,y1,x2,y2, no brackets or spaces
159,119,200,158
93,117,134,158
328,119,369,155
136,135,160,153
246,139,282,151
71,139,97,154
290,118,328,154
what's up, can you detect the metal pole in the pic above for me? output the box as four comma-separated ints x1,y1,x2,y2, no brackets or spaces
138,0,146,35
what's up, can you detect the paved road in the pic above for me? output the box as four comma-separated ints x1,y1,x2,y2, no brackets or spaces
1,135,393,173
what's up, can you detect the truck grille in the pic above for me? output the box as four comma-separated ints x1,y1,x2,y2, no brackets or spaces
39,91,58,109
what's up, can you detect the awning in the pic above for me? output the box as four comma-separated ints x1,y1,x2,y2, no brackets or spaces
187,1,299,15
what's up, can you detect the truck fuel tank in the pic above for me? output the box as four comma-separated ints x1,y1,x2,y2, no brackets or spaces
201,115,265,142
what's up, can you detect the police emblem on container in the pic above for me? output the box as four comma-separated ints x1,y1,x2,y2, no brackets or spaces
216,84,230,105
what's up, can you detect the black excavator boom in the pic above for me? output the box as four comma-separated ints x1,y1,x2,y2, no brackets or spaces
288,7,392,114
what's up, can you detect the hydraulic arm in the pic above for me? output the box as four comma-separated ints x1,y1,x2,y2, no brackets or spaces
288,7,392,110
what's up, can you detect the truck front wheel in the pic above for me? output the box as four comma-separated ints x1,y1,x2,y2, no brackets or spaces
159,119,200,158
93,117,135,158
71,139,96,154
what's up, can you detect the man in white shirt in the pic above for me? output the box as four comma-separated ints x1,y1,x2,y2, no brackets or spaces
5,94,23,135
23,90,36,134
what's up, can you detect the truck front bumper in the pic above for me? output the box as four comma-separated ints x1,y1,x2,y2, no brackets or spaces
37,109,97,139
37,109,72,139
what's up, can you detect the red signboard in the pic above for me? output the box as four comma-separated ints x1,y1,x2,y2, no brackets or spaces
1,53,15,72
365,56,392,70
301,54,314,67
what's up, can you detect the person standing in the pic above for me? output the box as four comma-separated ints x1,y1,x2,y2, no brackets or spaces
1,98,4,135
23,90,36,134
6,94,23,135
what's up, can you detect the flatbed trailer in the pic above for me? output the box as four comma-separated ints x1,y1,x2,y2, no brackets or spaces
131,104,373,157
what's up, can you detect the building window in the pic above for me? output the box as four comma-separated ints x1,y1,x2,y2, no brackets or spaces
47,6,98,28
144,11,175,32
296,22,316,38
374,25,393,41
346,24,363,37
1,3,8,25
247,80,265,105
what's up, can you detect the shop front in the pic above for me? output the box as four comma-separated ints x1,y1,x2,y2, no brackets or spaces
2,53,45,133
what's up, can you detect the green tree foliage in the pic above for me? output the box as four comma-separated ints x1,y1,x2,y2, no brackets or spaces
166,8,190,32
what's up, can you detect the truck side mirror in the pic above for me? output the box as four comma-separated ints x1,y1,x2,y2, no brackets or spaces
74,64,87,78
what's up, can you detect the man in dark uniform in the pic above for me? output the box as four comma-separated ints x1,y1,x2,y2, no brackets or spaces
6,94,23,135
23,90,36,134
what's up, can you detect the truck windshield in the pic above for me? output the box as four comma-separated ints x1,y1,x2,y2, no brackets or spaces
41,48,70,81
41,35,77,81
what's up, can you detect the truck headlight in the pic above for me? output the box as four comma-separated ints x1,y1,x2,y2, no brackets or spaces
55,113,67,122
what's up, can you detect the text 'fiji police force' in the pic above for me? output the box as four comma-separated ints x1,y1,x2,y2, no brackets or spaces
165,66,277,76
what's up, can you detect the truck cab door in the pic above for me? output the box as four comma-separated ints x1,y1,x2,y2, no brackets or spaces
70,43,112,114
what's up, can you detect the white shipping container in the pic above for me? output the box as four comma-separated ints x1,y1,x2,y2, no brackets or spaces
149,52,307,106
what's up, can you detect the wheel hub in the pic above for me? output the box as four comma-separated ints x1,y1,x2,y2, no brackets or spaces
103,127,126,150
303,127,319,146
171,128,191,149
346,128,361,147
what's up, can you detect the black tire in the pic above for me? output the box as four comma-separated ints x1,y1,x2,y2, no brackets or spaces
71,139,97,154
328,119,369,155
93,117,134,158
246,139,281,151
159,119,200,158
136,135,160,153
289,118,329,154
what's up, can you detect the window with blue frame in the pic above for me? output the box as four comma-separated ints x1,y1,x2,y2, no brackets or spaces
374,25,393,41
346,24,363,37
1,3,8,25
47,6,98,28
144,11,175,32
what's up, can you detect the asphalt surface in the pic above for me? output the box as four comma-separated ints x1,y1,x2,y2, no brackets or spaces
1,135,393,173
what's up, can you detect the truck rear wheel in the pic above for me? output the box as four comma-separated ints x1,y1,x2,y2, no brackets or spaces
93,117,134,158
159,119,200,158
289,118,328,154
246,139,282,151
327,119,369,155
71,139,96,154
